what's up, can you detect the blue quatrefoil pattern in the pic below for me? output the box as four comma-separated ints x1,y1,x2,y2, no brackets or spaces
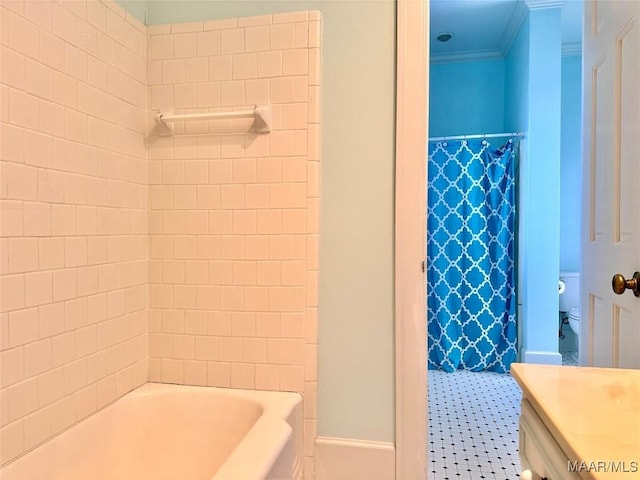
427,139,517,373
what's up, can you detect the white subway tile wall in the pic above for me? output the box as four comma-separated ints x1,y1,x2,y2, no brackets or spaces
0,0,148,466
1,2,321,475
146,11,321,478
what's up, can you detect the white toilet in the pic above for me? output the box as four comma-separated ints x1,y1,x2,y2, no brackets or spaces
559,271,580,335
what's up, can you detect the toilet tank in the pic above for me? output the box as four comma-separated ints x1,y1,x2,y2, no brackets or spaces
559,271,580,312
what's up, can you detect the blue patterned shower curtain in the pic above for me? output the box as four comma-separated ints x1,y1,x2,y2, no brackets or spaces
427,139,517,373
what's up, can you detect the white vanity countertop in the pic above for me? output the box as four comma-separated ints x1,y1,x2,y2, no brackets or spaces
511,363,640,479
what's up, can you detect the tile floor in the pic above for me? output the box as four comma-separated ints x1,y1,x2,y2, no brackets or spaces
428,369,522,480
427,354,578,479
561,351,579,366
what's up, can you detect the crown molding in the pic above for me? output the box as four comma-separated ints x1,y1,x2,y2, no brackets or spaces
430,41,582,65
498,0,528,57
524,0,566,9
562,42,582,56
430,49,503,65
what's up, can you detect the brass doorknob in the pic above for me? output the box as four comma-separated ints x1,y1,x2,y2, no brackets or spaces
611,272,640,297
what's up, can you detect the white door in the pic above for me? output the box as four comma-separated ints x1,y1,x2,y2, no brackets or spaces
581,0,640,368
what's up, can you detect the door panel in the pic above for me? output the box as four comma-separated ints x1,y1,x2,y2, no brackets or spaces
591,55,610,243
617,20,638,243
618,305,640,368
582,0,640,368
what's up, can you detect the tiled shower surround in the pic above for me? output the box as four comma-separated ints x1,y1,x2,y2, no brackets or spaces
0,1,321,476
0,0,149,465
146,10,321,476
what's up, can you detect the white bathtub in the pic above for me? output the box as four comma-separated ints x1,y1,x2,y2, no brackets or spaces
0,383,303,480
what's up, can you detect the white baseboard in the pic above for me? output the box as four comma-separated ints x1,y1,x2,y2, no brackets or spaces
315,436,395,480
522,350,563,365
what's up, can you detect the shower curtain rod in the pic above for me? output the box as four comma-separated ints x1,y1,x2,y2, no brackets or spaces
428,132,525,142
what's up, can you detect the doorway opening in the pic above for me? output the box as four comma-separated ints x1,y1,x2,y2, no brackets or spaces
426,1,583,478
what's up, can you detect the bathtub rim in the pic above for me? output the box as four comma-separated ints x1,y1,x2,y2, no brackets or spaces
0,381,303,479
137,382,304,480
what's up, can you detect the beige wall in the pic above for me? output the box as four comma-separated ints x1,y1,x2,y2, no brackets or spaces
0,0,148,465
145,11,320,475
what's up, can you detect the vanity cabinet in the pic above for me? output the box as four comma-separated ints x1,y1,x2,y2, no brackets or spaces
518,398,581,480
511,363,640,480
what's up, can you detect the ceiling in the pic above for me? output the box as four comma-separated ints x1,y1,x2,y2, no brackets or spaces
430,0,583,61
